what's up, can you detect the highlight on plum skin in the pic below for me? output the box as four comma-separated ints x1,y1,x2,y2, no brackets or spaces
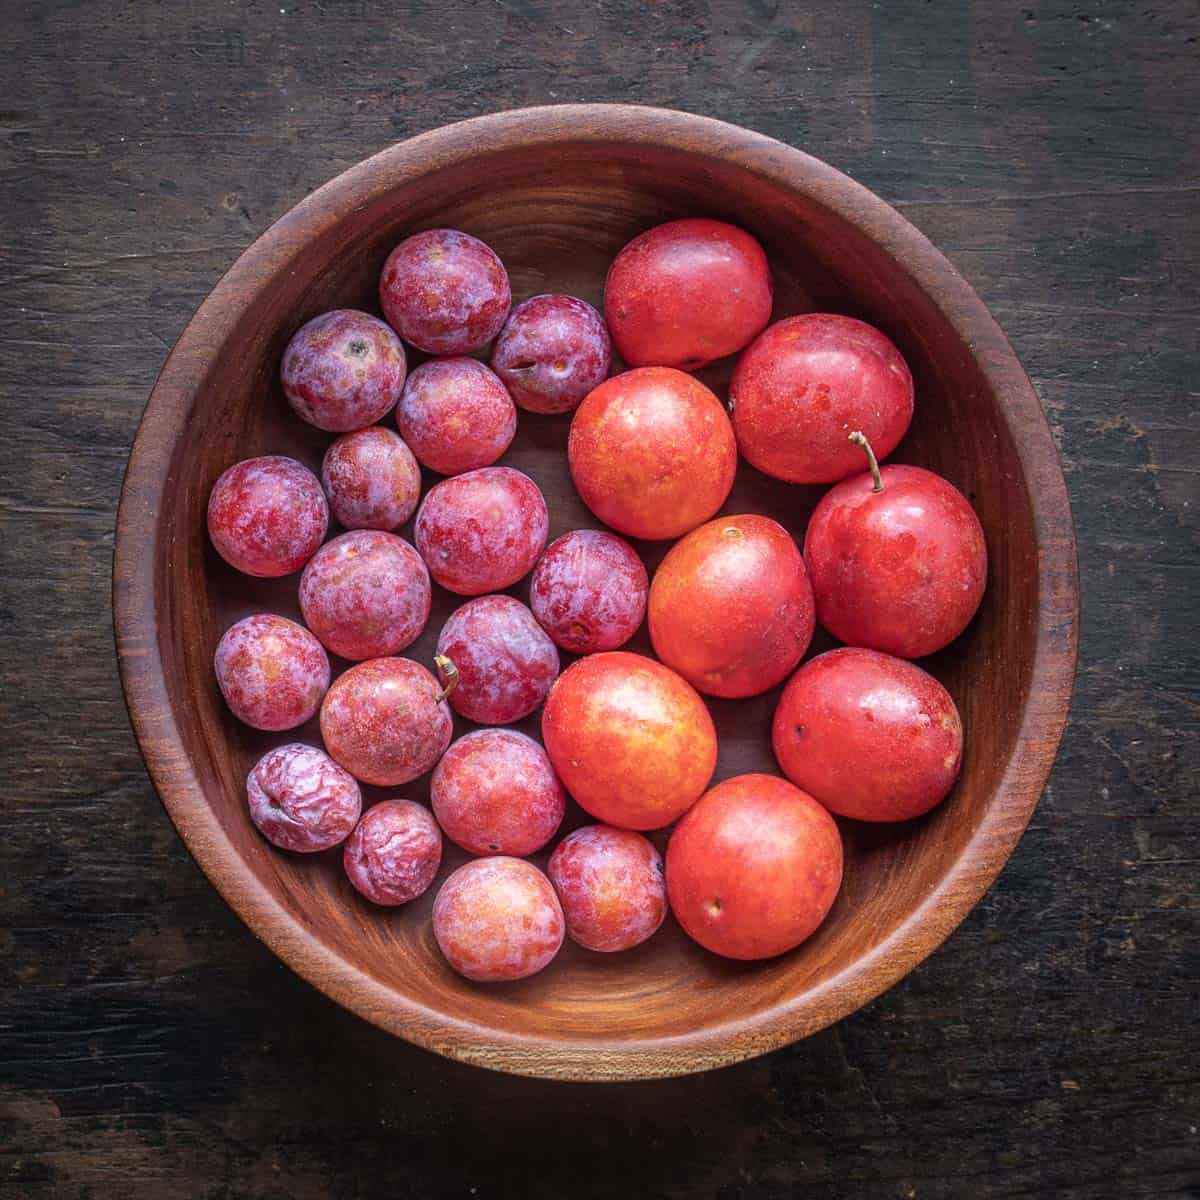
319,656,452,787
343,799,443,907
436,595,559,725
529,529,648,655
298,530,431,661
491,294,612,415
548,825,667,953
379,228,511,356
214,613,330,732
321,426,421,532
414,466,549,596
431,729,565,857
280,309,407,433
207,455,329,578
246,743,362,853
432,857,565,983
395,357,517,476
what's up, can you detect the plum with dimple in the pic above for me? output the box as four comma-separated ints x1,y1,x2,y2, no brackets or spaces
321,427,421,531
396,357,516,476
415,467,548,595
281,309,407,432
529,529,647,655
246,743,361,852
432,857,564,983
214,613,330,731
207,456,328,578
343,799,442,906
491,294,611,414
432,729,564,856
299,530,431,662
319,656,453,786
436,595,559,725
379,229,511,355
548,825,667,953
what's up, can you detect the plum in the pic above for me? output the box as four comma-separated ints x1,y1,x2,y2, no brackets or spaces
414,467,548,595
214,613,330,731
207,456,328,578
298,530,431,661
436,595,558,725
321,427,421,532
246,743,361,853
529,529,648,654
395,357,516,476
667,774,843,961
431,729,564,856
548,825,667,953
541,651,716,831
432,857,564,982
343,799,442,906
568,368,735,541
281,309,406,432
379,229,510,355
491,294,611,414
604,218,772,370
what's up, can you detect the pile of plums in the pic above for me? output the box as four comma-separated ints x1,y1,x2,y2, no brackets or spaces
209,218,986,982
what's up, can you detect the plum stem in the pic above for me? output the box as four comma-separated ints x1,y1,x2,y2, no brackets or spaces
433,654,459,702
849,430,884,492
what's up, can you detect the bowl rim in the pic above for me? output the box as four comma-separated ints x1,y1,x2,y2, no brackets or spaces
113,102,1079,1082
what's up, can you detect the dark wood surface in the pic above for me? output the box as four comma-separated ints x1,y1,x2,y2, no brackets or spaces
1,0,1194,1194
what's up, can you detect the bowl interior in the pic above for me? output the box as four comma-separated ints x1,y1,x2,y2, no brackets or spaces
152,133,1039,1062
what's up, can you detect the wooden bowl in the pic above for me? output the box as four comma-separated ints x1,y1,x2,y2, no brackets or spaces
113,105,1078,1081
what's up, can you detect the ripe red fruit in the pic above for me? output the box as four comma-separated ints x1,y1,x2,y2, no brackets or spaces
541,652,717,831
604,218,772,370
648,514,814,698
491,294,611,414
568,367,736,541
773,648,963,822
433,857,564,983
299,530,431,661
280,309,406,432
214,614,330,731
321,427,421,532
379,229,511,355
804,434,988,658
343,799,442,906
548,825,667,953
319,657,453,786
666,774,843,961
432,729,564,856
730,314,914,484
246,743,361,853
435,595,559,725
396,357,516,476
415,467,549,595
207,455,328,578
529,529,648,655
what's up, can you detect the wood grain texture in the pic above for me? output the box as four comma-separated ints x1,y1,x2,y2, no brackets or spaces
1,0,1196,1196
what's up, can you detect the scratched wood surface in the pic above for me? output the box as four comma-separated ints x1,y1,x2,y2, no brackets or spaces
1,1,1196,1197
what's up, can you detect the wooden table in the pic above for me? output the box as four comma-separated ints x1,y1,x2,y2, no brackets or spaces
2,2,1195,1196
